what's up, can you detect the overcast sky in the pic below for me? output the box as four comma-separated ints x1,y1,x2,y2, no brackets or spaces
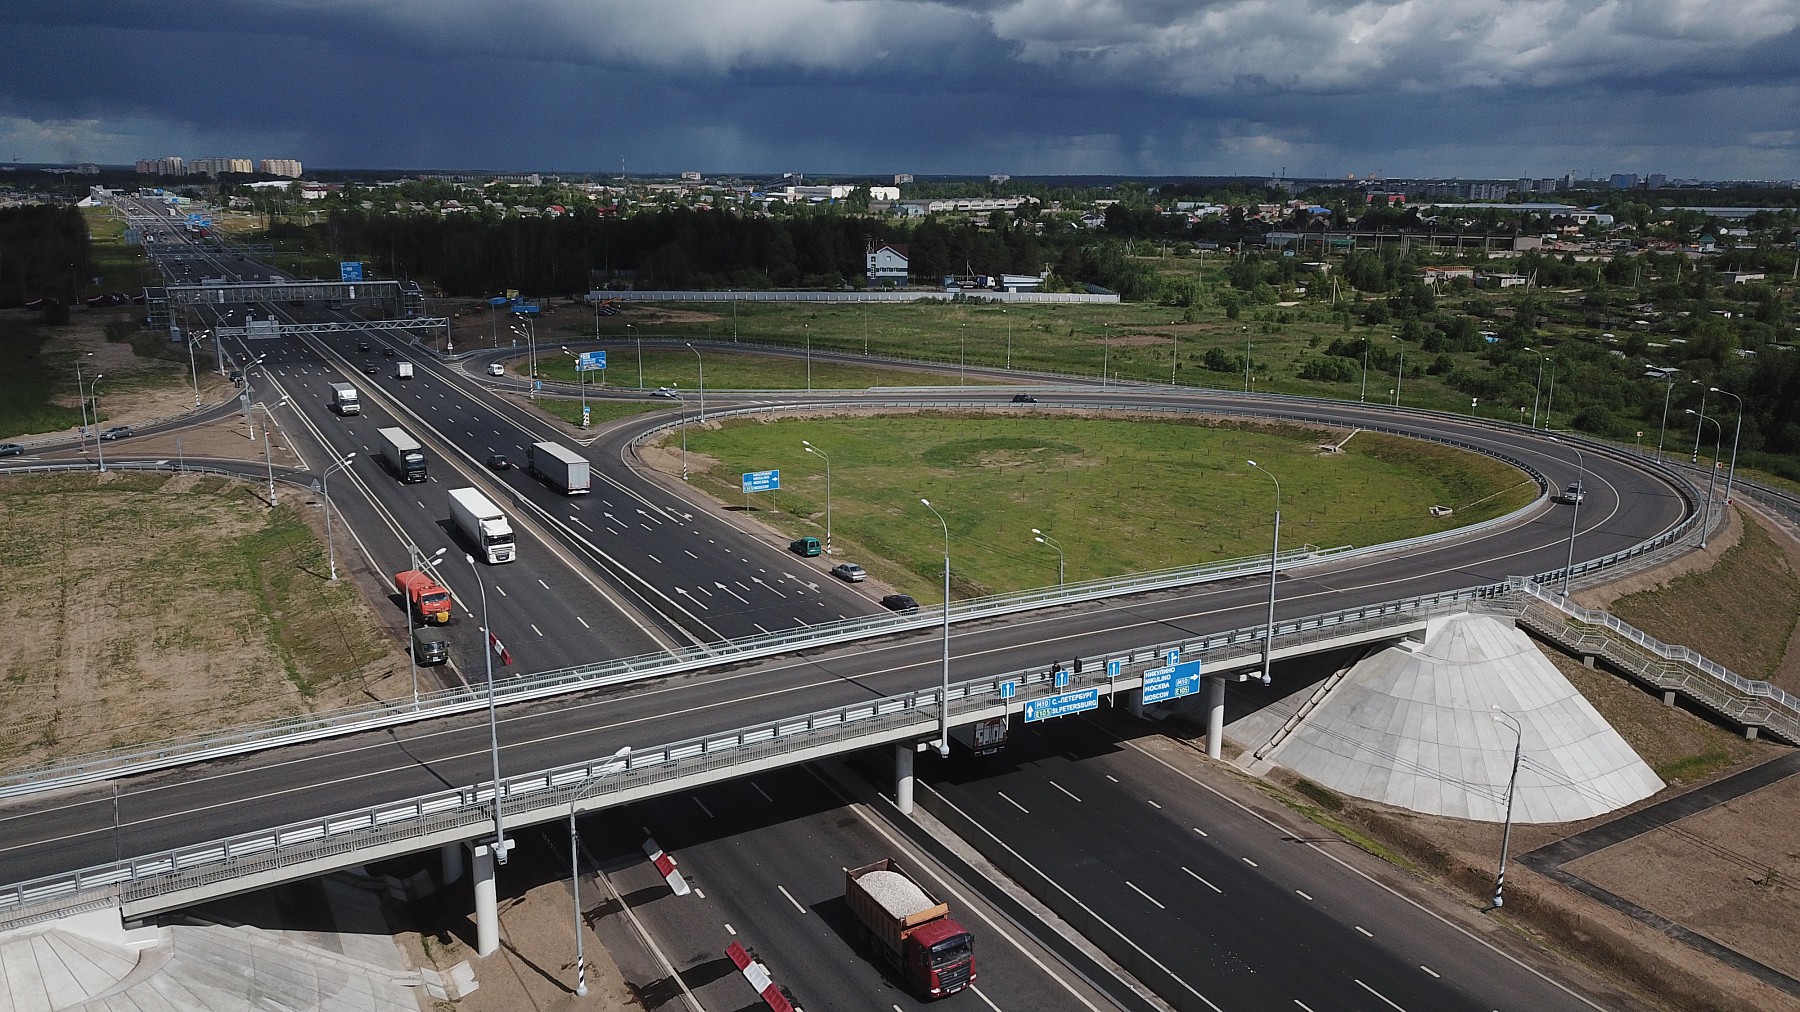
5,1,1799,180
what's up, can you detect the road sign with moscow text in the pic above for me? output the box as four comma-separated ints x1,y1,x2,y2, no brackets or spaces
741,470,780,493
1024,688,1099,723
339,261,364,282
578,351,606,371
1142,659,1203,705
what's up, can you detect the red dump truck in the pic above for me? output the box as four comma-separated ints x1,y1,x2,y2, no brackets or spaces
394,569,452,625
845,858,975,999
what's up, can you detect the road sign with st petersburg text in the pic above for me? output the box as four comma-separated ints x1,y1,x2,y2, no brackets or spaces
339,261,364,282
1024,688,1099,723
741,470,780,494
578,351,606,371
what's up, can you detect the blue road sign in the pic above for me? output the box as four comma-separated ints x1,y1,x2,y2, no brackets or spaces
513,303,541,315
999,680,1018,699
1142,659,1204,705
1107,659,1123,678
1024,688,1099,723
339,261,364,282
741,469,780,494
1055,669,1071,689
1165,648,1181,666
488,296,509,307
578,350,606,371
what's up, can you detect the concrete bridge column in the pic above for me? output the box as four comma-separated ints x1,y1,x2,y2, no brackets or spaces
473,843,500,957
1206,676,1227,760
895,743,916,815
441,841,465,885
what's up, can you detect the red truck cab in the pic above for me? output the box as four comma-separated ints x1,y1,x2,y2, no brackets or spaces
394,570,452,625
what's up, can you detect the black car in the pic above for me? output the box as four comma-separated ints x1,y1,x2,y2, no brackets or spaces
357,341,370,352
1011,393,1038,403
364,364,380,375
486,453,511,470
0,442,24,457
881,594,920,613
383,347,395,357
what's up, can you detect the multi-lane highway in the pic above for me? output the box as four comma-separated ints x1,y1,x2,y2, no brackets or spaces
15,198,1694,1008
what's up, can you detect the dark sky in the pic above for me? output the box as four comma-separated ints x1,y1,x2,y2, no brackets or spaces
6,1,1799,180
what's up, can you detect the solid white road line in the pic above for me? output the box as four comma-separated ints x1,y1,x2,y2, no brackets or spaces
998,791,1029,814
1049,781,1081,802
1355,979,1407,1010
777,885,806,914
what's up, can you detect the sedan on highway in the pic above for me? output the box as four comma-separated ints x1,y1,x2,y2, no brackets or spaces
1558,482,1586,505
0,443,24,457
881,594,919,613
98,426,134,441
830,563,866,583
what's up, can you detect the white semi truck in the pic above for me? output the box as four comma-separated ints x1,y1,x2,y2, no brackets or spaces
377,426,428,483
329,382,360,415
526,441,591,495
448,487,516,564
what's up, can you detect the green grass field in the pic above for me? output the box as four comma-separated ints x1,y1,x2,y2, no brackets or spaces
532,396,668,428
672,412,1535,602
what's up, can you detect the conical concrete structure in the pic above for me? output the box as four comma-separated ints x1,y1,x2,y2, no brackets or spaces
1265,613,1663,823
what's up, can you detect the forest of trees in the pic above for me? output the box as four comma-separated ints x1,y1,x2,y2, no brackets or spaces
0,205,91,309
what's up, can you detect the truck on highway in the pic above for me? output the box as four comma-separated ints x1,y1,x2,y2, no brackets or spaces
329,382,360,415
950,717,1009,757
844,858,976,999
377,427,428,483
448,487,516,564
526,441,591,495
394,569,452,625
396,361,414,380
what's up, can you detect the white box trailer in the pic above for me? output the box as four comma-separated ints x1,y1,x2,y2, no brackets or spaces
448,487,516,564
329,382,360,415
377,427,428,483
526,441,591,495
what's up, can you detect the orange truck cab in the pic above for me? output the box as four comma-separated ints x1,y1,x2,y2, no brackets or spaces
394,570,452,625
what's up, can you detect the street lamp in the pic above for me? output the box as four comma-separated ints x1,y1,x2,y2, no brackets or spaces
1102,323,1111,387
406,545,447,709
250,396,290,506
1710,386,1743,508
1003,309,1012,371
465,552,509,866
1359,336,1369,403
1243,327,1252,393
187,331,207,407
511,316,538,399
920,498,952,757
89,371,107,472
806,324,814,391
687,343,705,421
628,324,642,390
1532,354,1547,429
1690,381,1707,464
804,440,831,554
1686,409,1722,548
1245,460,1279,686
1547,437,1584,597
1656,374,1677,461
1031,528,1064,589
1393,341,1405,407
673,385,688,481
562,347,588,427
1491,707,1524,908
322,453,356,581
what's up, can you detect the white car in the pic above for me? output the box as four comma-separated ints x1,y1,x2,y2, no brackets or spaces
486,362,505,376
1558,482,1586,505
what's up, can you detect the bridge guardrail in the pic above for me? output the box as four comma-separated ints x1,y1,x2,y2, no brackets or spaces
0,582,1522,929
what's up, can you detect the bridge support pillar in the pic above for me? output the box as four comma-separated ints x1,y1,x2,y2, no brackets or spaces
1663,690,1677,707
473,843,500,957
1206,677,1226,760
1746,726,1760,741
442,841,465,885
895,743,915,815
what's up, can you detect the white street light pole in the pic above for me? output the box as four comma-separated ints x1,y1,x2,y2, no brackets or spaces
1394,345,1405,407
1686,410,1722,548
563,348,587,427
629,324,642,390
1246,460,1280,686
251,396,290,506
674,386,687,481
1656,375,1676,461
687,343,705,421
804,441,831,554
921,498,952,757
1243,327,1252,393
1359,337,1369,403
1004,310,1012,370
1690,381,1707,464
465,553,509,865
1710,386,1743,508
1548,437,1584,597
322,454,356,581
187,332,206,407
1031,528,1064,588
90,373,107,473
1491,707,1524,908
406,546,447,710
1532,355,1546,429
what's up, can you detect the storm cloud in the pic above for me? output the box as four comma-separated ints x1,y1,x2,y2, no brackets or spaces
3,0,1797,178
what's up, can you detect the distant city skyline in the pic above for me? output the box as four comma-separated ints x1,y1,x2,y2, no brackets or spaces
5,2,1798,180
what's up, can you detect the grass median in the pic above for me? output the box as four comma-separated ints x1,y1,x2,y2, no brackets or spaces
668,411,1536,602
